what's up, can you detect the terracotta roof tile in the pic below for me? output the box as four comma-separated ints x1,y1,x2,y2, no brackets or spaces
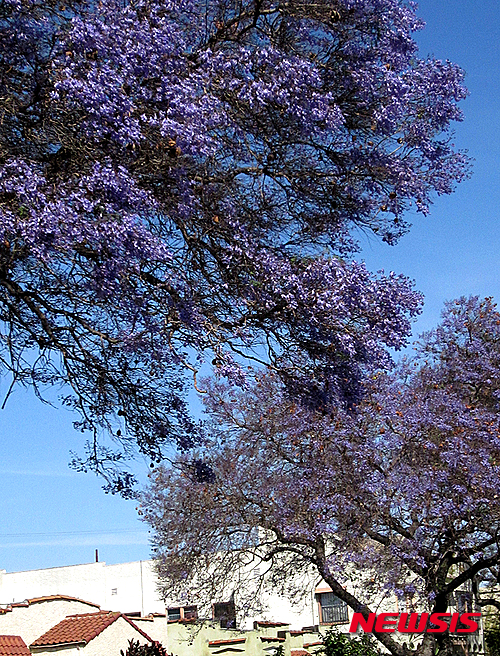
30,611,153,648
303,642,323,648
0,636,31,656
254,621,290,627
209,638,246,646
22,595,100,608
291,650,312,656
2,596,100,613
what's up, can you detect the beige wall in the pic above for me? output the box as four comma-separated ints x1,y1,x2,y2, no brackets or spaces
132,615,168,645
82,616,152,656
128,616,326,656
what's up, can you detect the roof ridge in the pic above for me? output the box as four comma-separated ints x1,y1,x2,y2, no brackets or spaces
30,611,154,649
23,595,100,607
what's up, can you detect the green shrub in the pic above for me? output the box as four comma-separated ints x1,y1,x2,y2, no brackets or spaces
120,639,169,656
486,619,500,656
316,630,381,656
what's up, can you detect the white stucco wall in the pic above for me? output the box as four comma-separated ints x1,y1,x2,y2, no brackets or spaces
0,598,101,645
0,561,165,616
0,560,321,630
0,563,103,605
0,559,388,633
255,584,320,630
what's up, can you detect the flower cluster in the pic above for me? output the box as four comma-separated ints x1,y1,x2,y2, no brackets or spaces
0,0,469,483
144,298,500,656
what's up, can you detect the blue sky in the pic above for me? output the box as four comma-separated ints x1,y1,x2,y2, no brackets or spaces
1,0,499,575
362,0,500,332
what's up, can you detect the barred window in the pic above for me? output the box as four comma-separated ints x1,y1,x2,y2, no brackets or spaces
318,592,349,624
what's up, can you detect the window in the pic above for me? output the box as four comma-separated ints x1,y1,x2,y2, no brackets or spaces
317,592,349,624
183,606,198,620
167,606,198,621
168,607,182,621
213,600,236,629
111,588,118,596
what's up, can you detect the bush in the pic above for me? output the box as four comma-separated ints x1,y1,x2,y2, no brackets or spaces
121,639,168,656
317,630,381,656
486,620,500,656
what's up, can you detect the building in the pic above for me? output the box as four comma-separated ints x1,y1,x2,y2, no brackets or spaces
0,560,339,631
0,561,486,656
0,594,324,656
30,611,153,655
0,561,343,655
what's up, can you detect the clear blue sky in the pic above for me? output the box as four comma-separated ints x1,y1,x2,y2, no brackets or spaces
0,0,499,576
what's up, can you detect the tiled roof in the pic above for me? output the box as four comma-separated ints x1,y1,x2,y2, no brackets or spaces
30,611,152,648
291,650,311,656
303,642,323,648
0,596,100,615
254,621,290,627
0,636,30,656
23,595,100,608
209,638,246,647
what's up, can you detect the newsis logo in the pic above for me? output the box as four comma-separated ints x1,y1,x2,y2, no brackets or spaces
349,613,481,634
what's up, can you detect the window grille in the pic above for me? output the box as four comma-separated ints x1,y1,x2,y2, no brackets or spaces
318,592,349,624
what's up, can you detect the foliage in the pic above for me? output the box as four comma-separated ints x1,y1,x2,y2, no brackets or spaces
0,0,468,488
120,639,168,656
143,296,500,656
318,630,381,656
485,617,500,656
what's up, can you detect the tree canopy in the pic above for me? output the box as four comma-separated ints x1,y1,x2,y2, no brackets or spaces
143,296,500,656
0,0,468,488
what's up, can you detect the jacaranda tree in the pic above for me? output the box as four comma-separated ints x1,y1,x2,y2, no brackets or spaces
143,297,500,656
0,0,468,489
